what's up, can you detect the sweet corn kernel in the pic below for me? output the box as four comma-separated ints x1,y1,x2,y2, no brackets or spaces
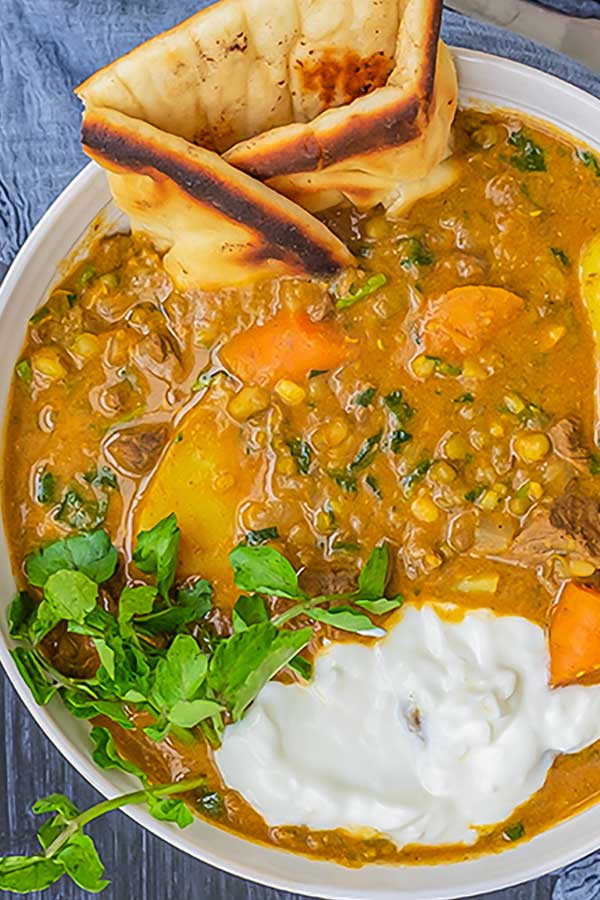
504,392,526,415
228,385,270,421
316,510,335,534
490,422,504,438
513,431,551,463
424,552,443,571
275,456,296,476
544,325,566,348
274,379,306,406
429,460,457,485
444,433,469,460
411,494,439,523
313,419,349,451
32,348,67,381
568,559,597,578
491,482,508,498
70,332,100,361
527,481,543,500
463,359,488,379
364,215,390,240
509,496,530,516
480,489,500,511
411,354,436,379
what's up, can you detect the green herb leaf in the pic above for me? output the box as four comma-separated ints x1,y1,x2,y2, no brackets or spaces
454,392,474,404
32,793,79,820
145,794,193,829
289,654,312,680
15,359,33,385
465,485,486,503
350,430,382,471
426,356,462,377
89,726,144,777
508,129,546,172
9,648,57,706
503,821,525,841
336,273,387,310
383,390,414,424
327,469,358,492
151,634,208,711
577,148,600,177
44,570,98,624
354,386,377,407
402,459,433,494
7,591,36,639
83,466,118,490
309,605,382,635
229,545,306,600
0,855,65,893
135,580,212,635
118,585,158,626
62,691,133,730
232,594,270,632
356,545,389,601
365,474,382,498
56,832,109,893
332,541,360,553
355,595,403,615
168,698,224,728
389,428,412,453
198,791,224,817
26,530,118,588
245,527,279,546
288,439,312,475
308,368,329,379
132,513,180,600
551,247,571,268
399,237,435,270
208,622,311,720
35,471,57,505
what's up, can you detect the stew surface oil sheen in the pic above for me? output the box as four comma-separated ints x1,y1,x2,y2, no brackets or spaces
4,109,600,866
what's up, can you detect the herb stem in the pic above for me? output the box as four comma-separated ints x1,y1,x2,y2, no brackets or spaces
271,593,353,627
44,776,205,859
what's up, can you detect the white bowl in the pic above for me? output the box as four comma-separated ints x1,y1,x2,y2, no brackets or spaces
1,49,600,900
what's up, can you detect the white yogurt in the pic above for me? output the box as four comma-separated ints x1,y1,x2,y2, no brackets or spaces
215,603,600,847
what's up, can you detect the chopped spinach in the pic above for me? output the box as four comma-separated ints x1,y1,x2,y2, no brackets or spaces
308,368,329,379
454,392,474,404
577,149,600,177
383,390,415,424
83,466,118,490
288,439,312,475
350,430,383,471
35,471,57,505
245,527,279,546
389,429,413,453
508,129,546,172
15,359,33,384
365,474,382,498
332,541,361,553
465,485,487,503
550,247,571,268
328,469,358,492
402,459,433,494
503,822,525,842
426,356,462,377
399,237,435,270
354,386,377,407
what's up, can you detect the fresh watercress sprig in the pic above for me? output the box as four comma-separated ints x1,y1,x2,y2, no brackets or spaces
0,777,205,895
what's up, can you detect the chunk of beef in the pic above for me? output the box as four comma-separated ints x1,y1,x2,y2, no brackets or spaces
550,492,600,558
549,418,589,472
498,492,600,569
104,424,169,476
299,567,357,597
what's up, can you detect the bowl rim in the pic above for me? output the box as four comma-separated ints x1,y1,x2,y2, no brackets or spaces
1,46,600,900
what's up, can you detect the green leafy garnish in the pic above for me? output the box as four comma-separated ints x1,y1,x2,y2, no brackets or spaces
15,359,33,384
550,247,571,268
83,467,118,490
232,594,270,632
25,530,117,587
35,471,57,505
577,149,600,177
349,430,382,471
335,273,387,310
327,469,358,493
308,368,329,379
465,485,486,503
80,265,96,285
288,439,312,475
454,392,474,404
245,527,279,546
402,459,433,495
383,390,414,424
29,305,51,325
132,513,180,600
229,545,306,600
426,356,461,377
0,778,204,895
508,129,546,172
365,474,382,498
399,237,435,270
503,821,525,842
389,428,412,453
354,386,377,407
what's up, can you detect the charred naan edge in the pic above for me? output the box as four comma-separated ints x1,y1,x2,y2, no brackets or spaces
76,0,457,217
81,109,353,290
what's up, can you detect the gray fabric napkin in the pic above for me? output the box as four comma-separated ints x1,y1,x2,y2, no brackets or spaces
1,3,600,900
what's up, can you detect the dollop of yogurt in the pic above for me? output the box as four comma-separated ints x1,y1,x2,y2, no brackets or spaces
215,604,600,847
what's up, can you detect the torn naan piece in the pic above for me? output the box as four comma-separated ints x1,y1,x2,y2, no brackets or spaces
77,0,458,226
81,108,353,290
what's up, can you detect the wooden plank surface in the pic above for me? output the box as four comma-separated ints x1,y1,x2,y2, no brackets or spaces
1,673,559,899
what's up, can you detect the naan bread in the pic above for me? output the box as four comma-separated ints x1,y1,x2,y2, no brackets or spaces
82,108,352,290
77,0,457,287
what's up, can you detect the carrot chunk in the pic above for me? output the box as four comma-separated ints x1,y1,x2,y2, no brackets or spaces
549,581,600,686
421,285,525,357
220,308,350,386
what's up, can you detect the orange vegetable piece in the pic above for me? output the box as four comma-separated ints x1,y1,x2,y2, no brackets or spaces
421,285,525,357
549,581,600,686
220,309,350,386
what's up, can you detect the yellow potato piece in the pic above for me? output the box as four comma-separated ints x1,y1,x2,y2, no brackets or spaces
581,233,600,435
132,400,265,601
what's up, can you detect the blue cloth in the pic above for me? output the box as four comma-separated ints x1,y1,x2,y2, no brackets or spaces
532,0,600,17
1,3,600,900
